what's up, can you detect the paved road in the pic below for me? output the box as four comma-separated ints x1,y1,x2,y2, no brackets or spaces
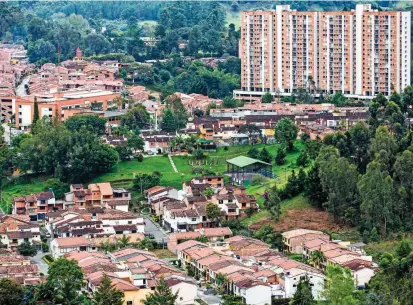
197,287,221,305
144,216,168,243
31,251,50,275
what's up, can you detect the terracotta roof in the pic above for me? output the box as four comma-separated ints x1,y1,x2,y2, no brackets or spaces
54,237,90,247
97,183,113,196
35,192,54,200
6,231,33,239
282,229,326,239
202,227,232,237
0,264,40,275
106,200,129,206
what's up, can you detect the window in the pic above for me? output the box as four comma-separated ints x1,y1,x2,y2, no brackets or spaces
127,302,133,305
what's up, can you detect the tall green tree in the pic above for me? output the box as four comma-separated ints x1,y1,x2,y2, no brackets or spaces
264,185,281,220
32,96,39,126
322,265,359,305
393,150,413,226
120,105,150,130
258,147,272,163
0,278,25,305
92,274,124,305
291,278,315,305
261,92,274,103
358,160,393,237
206,202,221,222
317,146,360,224
46,258,85,305
348,121,371,173
142,278,178,305
275,118,298,152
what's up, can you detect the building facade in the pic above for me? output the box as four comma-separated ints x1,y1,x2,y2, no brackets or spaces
236,4,411,99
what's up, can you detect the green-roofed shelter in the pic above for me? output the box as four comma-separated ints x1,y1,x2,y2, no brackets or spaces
226,156,273,185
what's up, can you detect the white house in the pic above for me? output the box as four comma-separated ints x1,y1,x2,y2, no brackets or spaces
233,281,272,305
165,277,197,305
162,208,203,233
282,268,325,299
50,237,97,258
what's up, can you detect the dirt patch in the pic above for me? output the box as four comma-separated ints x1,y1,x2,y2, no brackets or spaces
250,208,342,232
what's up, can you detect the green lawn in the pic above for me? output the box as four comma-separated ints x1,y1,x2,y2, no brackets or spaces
1,178,47,214
1,141,306,213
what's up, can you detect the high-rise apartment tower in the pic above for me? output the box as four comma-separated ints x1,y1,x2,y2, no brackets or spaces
235,4,411,100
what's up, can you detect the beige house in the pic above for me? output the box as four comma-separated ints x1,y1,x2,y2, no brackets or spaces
282,229,329,254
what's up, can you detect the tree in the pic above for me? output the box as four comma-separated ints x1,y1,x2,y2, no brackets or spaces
166,96,188,129
137,237,155,250
322,265,359,305
247,147,260,159
395,240,412,258
203,187,214,198
264,185,281,220
317,146,360,224
142,278,178,305
127,136,144,155
330,92,347,106
133,172,161,194
348,122,371,173
120,105,150,130
275,146,286,165
0,278,24,305
308,250,325,269
206,202,221,222
161,108,177,131
296,151,310,167
304,165,328,209
239,124,262,144
44,178,68,199
116,145,132,161
222,97,240,108
46,258,85,305
221,294,244,305
261,92,274,103
17,241,37,256
117,235,131,248
370,126,398,166
291,278,315,305
65,115,107,135
259,147,272,163
196,235,209,243
92,274,124,305
275,118,298,152
393,150,413,226
33,96,39,126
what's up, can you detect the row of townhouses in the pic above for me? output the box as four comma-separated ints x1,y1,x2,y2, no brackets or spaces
144,176,257,233
12,182,131,221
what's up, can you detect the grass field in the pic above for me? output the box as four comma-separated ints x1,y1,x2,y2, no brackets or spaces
1,141,305,213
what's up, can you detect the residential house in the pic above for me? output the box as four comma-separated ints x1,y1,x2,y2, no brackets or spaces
50,237,96,258
0,215,41,249
12,191,58,221
282,229,330,254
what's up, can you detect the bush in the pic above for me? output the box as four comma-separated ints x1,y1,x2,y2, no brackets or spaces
275,147,286,165
250,174,267,186
42,242,49,252
137,154,144,162
223,146,228,151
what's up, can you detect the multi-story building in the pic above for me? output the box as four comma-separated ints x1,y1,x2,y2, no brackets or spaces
235,4,410,100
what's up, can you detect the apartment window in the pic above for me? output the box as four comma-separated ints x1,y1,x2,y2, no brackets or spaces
127,302,132,305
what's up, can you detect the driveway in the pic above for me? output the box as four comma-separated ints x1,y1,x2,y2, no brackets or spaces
31,251,50,275
197,287,222,305
144,216,168,243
